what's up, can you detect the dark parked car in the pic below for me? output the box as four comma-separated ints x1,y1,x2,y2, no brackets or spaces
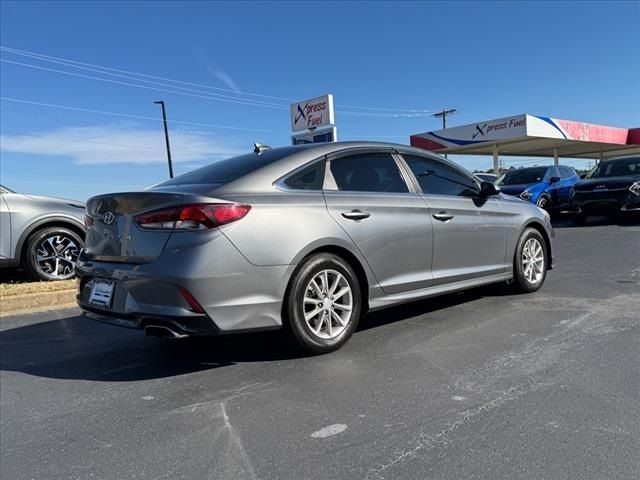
570,156,640,223
0,185,86,280
77,142,554,353
496,165,580,212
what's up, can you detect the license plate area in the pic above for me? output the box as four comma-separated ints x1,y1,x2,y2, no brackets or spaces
89,279,115,308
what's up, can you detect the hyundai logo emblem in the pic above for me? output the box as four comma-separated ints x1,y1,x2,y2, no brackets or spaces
102,212,115,225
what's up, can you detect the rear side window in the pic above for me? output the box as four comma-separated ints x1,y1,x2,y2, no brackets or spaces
403,155,479,197
328,153,409,193
283,161,325,190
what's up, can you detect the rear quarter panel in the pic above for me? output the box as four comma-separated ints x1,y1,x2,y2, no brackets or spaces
217,191,377,280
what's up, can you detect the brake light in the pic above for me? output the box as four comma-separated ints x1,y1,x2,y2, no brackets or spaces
134,204,251,230
84,215,94,228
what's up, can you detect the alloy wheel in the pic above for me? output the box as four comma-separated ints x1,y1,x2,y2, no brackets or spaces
537,197,549,211
36,234,80,278
302,269,353,339
521,238,545,284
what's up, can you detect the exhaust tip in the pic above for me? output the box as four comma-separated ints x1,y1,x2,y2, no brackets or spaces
144,325,188,339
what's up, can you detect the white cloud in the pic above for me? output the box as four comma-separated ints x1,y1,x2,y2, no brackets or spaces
0,125,244,165
209,66,242,94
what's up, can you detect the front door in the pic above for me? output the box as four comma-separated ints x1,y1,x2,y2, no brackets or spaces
400,153,508,285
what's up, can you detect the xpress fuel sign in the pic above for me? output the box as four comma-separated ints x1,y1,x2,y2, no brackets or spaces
290,94,335,132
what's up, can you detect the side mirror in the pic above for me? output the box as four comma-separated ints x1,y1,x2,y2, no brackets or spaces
549,176,561,183
480,181,500,196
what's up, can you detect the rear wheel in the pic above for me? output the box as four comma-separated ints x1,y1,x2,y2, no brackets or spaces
512,228,548,293
285,253,362,354
23,227,83,281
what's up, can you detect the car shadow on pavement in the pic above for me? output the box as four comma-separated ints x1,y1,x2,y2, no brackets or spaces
0,283,517,382
0,315,293,382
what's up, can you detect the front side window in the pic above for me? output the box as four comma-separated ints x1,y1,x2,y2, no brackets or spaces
403,155,479,197
548,167,561,180
328,153,409,193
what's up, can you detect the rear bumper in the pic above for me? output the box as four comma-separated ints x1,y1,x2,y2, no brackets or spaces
76,229,295,333
82,306,219,336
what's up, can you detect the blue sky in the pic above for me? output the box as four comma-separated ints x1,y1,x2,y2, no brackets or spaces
1,0,639,200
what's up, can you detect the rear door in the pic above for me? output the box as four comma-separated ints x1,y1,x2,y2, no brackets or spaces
323,149,434,295
400,153,508,285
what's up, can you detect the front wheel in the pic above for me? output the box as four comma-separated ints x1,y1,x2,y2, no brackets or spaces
284,253,362,354
23,227,83,281
536,195,551,212
511,228,548,293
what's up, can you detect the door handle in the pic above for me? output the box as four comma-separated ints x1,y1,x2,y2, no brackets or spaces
433,212,454,222
341,210,370,220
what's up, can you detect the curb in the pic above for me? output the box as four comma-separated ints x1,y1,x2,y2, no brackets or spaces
0,289,77,317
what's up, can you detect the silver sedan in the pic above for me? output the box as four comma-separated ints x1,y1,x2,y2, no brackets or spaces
77,142,554,353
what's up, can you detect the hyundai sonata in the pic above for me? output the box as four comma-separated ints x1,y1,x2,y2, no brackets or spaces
77,142,554,353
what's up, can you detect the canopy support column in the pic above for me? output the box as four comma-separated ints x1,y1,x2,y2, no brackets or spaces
493,145,499,175
553,148,559,166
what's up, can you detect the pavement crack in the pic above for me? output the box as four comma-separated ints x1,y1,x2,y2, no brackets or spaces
366,386,524,479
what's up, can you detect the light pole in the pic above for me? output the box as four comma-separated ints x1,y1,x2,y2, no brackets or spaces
154,100,174,178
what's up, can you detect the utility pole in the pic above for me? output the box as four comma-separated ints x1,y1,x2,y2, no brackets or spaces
154,100,174,178
432,109,457,158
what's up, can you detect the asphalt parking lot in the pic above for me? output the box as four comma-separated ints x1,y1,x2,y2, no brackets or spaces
1,217,639,480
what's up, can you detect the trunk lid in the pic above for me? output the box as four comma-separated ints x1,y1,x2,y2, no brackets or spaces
85,192,185,263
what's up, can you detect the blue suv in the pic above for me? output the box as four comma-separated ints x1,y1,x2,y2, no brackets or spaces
496,165,580,212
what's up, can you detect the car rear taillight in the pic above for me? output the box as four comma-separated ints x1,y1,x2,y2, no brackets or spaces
134,203,251,230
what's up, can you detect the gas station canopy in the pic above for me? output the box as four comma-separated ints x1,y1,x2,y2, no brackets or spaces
410,114,640,173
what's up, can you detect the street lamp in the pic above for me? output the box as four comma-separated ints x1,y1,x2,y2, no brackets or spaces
154,100,174,178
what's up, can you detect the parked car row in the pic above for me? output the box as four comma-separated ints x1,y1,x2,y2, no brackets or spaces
485,156,639,222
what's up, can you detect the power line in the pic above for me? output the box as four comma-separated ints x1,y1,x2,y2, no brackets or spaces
0,46,439,116
0,97,289,134
0,96,412,140
432,109,458,129
0,59,293,110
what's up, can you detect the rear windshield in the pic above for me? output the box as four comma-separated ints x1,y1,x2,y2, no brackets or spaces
497,168,548,186
586,157,640,178
154,147,305,187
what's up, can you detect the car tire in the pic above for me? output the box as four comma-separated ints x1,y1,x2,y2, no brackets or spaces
536,195,551,212
511,228,548,293
23,226,84,281
284,253,362,354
